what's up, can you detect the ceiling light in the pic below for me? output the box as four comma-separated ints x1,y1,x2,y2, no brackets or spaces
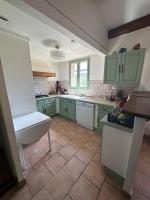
50,45,65,60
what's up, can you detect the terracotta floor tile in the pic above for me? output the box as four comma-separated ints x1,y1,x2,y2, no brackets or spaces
133,171,150,198
32,187,53,200
77,132,91,143
29,152,50,169
59,144,77,160
63,156,85,181
92,152,101,164
136,158,150,178
64,130,78,140
84,141,100,153
91,134,101,144
45,153,67,175
69,137,85,150
83,160,105,188
1,185,32,200
50,131,62,143
139,146,150,162
69,175,99,200
45,170,74,200
106,175,123,191
98,182,127,200
141,135,150,151
131,189,149,200
27,165,52,195
49,141,63,156
6,116,150,200
75,148,94,164
56,135,71,147
64,195,72,200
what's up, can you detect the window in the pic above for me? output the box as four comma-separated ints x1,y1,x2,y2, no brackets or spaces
69,58,89,88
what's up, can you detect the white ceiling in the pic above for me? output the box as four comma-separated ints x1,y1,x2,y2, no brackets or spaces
0,0,100,63
94,0,150,30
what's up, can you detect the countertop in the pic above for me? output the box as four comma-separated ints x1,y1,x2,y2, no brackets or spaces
101,116,133,133
36,94,115,106
122,91,150,120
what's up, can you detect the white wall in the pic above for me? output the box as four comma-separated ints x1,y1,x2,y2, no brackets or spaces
90,55,105,81
0,29,36,118
58,55,105,81
58,61,69,81
108,27,150,89
21,0,108,54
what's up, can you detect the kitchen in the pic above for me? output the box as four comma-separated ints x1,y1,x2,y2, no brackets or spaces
0,0,150,200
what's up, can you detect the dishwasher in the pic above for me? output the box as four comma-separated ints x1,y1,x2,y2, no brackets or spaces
76,101,94,129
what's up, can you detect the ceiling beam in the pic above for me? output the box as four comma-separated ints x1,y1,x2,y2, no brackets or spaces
108,14,150,39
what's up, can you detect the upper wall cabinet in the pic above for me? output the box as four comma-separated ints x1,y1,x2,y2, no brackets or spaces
103,49,146,86
103,54,120,84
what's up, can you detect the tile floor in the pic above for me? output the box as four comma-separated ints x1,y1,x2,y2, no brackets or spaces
1,116,150,200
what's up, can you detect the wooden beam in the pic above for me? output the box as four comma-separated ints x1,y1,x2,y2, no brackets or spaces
108,14,150,39
32,71,56,77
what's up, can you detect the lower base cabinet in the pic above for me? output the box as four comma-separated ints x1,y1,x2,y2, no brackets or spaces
36,97,113,130
59,98,76,121
36,97,56,117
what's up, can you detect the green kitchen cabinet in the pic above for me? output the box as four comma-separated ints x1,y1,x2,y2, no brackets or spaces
103,54,120,84
45,98,56,116
103,49,146,86
36,100,45,113
59,98,66,117
59,98,76,121
97,104,113,132
67,99,76,120
36,97,56,117
120,49,146,85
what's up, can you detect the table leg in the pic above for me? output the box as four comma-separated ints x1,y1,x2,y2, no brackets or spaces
18,144,26,170
48,129,51,152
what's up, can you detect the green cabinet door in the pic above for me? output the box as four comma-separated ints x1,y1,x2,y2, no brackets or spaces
59,98,76,121
97,104,113,132
67,99,76,121
45,98,56,116
103,54,120,84
36,97,56,116
36,100,45,114
121,49,146,85
59,98,66,117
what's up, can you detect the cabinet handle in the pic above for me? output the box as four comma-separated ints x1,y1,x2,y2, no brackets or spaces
121,64,124,73
118,65,120,74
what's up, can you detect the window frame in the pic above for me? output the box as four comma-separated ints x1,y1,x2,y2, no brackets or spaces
69,57,90,89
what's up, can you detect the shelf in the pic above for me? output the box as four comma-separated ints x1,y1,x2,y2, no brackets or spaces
32,71,56,77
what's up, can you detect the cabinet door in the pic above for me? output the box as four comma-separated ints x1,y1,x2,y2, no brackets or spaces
121,49,146,85
67,99,76,120
97,105,113,132
59,98,65,116
45,98,56,116
103,54,120,84
36,100,45,114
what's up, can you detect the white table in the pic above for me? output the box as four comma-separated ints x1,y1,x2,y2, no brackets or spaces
13,112,51,169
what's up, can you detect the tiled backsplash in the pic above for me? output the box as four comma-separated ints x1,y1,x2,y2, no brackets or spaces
33,77,150,97
60,80,114,97
33,77,56,95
